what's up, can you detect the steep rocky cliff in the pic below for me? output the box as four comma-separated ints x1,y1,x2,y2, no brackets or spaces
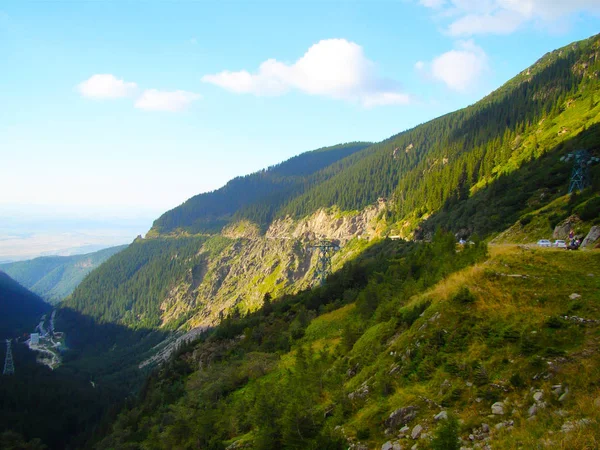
159,204,388,331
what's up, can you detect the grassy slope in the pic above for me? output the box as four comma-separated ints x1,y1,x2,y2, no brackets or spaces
97,243,600,450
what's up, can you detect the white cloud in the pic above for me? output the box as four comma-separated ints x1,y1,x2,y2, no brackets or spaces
202,39,411,107
418,0,600,35
134,89,201,112
420,40,488,91
77,74,137,99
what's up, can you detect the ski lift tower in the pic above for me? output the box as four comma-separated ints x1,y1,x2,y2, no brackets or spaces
561,150,600,193
308,239,340,286
3,339,14,375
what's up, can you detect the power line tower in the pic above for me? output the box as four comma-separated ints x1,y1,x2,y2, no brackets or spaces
308,239,340,286
3,339,14,375
561,150,600,193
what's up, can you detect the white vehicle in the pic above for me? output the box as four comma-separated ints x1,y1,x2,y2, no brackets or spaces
537,239,552,247
554,240,566,248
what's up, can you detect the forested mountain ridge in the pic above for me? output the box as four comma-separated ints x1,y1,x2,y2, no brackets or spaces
0,271,51,338
150,142,372,235
151,33,600,240
0,245,127,304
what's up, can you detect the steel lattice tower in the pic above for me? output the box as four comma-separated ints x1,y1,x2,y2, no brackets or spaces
3,339,14,375
309,239,340,286
561,150,600,193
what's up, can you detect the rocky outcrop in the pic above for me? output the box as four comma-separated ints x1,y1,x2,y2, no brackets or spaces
158,206,387,338
553,215,581,239
266,205,385,244
385,406,418,430
582,226,600,247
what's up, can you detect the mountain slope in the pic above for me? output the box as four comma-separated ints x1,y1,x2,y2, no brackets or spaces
0,271,51,337
0,245,127,304
151,142,372,235
97,242,600,450
60,33,600,353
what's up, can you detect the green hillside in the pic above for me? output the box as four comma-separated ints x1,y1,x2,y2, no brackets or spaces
0,245,127,304
0,271,51,338
96,241,600,450
151,142,372,235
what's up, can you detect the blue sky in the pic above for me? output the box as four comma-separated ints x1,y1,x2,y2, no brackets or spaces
1,0,600,219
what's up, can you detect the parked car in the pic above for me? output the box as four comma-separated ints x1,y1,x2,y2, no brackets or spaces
554,240,566,248
537,239,552,247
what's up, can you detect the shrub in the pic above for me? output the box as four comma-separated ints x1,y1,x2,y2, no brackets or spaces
451,287,477,305
519,215,533,226
431,414,460,450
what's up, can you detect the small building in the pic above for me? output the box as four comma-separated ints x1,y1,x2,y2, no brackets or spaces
30,333,40,345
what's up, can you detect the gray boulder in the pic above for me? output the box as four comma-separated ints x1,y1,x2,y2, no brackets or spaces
491,402,505,415
582,226,600,248
434,411,448,421
411,424,423,440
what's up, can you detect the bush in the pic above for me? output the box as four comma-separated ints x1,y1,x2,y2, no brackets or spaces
356,427,370,440
451,287,477,305
519,215,533,226
431,414,460,450
575,197,600,222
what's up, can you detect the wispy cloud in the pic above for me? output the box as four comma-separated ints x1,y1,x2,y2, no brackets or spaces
419,0,600,36
77,74,138,99
134,89,201,112
416,40,488,91
202,38,411,107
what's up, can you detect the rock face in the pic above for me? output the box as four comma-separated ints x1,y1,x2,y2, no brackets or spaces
266,204,385,244
553,215,581,239
582,226,600,247
385,406,419,429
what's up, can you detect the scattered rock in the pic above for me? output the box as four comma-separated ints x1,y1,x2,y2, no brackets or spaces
528,404,538,417
558,388,570,403
569,293,582,300
561,418,591,433
411,424,423,440
386,406,419,430
481,423,490,433
434,411,448,421
562,315,598,325
491,402,505,415
348,382,369,400
533,391,544,402
381,441,399,450
552,384,563,396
